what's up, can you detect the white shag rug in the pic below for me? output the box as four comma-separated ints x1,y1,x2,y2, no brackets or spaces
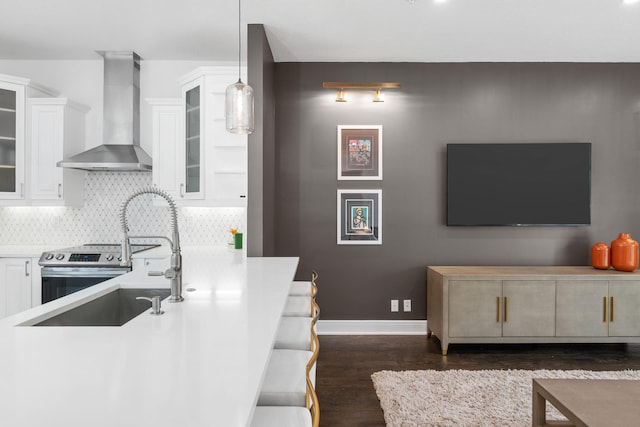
371,369,640,427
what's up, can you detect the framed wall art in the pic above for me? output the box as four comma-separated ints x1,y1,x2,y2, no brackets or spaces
337,189,382,245
337,125,382,180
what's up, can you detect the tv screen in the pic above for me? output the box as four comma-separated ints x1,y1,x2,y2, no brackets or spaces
447,143,591,226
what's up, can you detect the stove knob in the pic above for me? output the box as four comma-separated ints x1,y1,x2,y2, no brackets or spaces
55,253,65,260
45,253,54,260
117,255,122,262
105,254,114,261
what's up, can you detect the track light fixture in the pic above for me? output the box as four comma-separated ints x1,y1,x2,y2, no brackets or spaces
323,82,401,103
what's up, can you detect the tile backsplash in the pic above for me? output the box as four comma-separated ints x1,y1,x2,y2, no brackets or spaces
0,172,246,247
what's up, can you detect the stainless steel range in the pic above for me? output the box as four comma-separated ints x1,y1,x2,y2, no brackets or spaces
39,244,159,304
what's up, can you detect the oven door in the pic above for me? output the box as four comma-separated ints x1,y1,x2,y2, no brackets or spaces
41,267,131,304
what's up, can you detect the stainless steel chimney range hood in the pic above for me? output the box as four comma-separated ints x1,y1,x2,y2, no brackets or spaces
57,51,152,171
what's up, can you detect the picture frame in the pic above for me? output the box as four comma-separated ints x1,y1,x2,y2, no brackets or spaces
337,189,382,245
337,125,382,180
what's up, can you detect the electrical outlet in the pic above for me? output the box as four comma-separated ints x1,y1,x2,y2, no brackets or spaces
391,299,399,312
403,299,412,312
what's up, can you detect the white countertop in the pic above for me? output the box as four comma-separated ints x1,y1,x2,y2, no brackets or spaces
0,247,299,427
0,245,61,257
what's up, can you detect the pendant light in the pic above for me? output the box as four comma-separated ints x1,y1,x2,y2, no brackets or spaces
225,0,254,134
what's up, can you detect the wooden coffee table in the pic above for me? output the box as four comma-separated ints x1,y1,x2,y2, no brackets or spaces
532,378,640,427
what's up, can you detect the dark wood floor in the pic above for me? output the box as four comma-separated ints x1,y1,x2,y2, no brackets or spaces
315,335,640,426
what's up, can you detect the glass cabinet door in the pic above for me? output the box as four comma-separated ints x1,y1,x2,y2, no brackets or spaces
184,85,201,195
0,87,17,193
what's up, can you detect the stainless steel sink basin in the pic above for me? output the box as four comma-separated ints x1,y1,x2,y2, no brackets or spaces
33,288,171,327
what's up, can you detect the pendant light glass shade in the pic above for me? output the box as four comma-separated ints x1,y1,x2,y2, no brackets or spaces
225,78,254,134
225,0,254,134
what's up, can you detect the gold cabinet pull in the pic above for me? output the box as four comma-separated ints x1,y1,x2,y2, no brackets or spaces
504,296,508,323
603,296,607,323
496,296,501,322
610,296,615,322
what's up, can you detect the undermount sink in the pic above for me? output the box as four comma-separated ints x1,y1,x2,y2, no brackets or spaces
33,288,171,327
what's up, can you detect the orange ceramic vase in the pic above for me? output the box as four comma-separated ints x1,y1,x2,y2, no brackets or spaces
591,242,610,270
611,233,639,272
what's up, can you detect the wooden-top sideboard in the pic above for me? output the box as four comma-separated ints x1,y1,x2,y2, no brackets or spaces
427,266,640,355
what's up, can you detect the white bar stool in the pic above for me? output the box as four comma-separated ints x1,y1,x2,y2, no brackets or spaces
282,295,315,317
251,375,319,427
275,300,320,351
258,325,320,407
289,271,318,297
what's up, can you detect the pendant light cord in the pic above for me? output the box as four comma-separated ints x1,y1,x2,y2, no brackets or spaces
237,0,242,81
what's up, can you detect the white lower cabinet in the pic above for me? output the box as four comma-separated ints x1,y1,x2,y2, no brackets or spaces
0,257,33,319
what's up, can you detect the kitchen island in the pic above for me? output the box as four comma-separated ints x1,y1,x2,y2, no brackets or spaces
0,247,299,427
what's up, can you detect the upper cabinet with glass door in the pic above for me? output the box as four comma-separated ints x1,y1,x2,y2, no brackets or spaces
0,78,25,199
0,74,57,205
183,79,204,199
151,67,247,207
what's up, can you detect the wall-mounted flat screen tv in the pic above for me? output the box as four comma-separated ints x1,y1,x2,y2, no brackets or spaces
447,142,591,226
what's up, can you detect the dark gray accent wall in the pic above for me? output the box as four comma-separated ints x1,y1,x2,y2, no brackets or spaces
273,62,640,320
247,24,276,257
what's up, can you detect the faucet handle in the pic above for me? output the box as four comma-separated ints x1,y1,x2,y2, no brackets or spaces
148,268,177,279
136,296,164,315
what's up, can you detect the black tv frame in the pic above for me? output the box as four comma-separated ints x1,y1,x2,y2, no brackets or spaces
446,142,592,227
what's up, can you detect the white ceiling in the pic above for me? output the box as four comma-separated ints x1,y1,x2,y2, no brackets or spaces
1,0,639,62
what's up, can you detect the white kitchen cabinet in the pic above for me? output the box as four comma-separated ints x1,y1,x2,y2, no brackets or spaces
181,77,205,200
0,257,33,319
0,74,57,205
149,67,247,207
27,98,88,206
30,256,42,308
148,99,183,201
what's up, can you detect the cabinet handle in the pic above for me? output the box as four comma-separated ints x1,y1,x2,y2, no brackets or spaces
504,296,508,323
603,297,607,323
180,183,185,197
610,296,615,322
25,260,30,277
58,183,62,198
20,183,24,197
496,297,501,322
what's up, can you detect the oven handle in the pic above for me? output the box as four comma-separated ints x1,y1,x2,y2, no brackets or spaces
41,267,131,278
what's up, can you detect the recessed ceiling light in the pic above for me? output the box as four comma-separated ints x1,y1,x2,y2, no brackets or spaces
623,0,639,4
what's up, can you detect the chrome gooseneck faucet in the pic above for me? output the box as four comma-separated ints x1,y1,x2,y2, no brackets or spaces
120,187,184,302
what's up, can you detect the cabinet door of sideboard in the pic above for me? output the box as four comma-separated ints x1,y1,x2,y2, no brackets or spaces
449,280,502,337
608,281,640,337
556,280,609,337
502,280,556,337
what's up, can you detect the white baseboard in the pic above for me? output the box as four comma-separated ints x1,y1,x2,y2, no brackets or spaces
317,319,428,335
